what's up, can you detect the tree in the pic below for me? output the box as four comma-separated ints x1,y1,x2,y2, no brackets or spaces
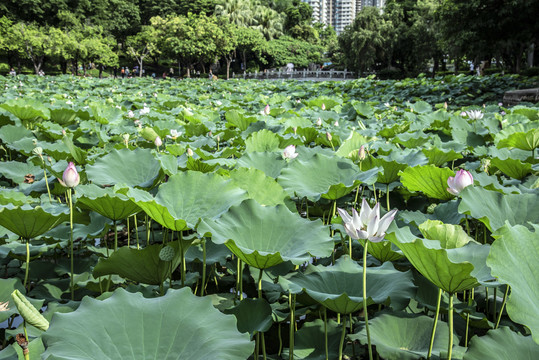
13,22,58,74
337,6,390,74
126,25,159,77
253,6,285,40
265,35,324,68
236,26,267,71
216,22,239,80
215,0,256,27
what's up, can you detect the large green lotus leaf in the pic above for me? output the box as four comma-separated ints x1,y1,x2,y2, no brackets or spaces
387,224,492,294
458,186,539,232
0,204,69,239
75,184,141,221
400,165,455,200
335,132,368,158
487,224,539,344
245,129,280,152
278,153,379,201
86,148,161,187
92,240,185,285
229,167,290,206
281,318,341,360
463,327,539,359
49,108,77,125
89,104,123,125
361,156,408,184
199,199,333,269
490,157,532,180
224,298,273,334
357,239,404,263
236,152,286,178
41,288,254,359
279,257,415,314
418,220,475,249
393,131,430,148
0,100,50,121
350,312,457,360
497,128,539,151
0,161,43,184
0,124,33,144
127,171,246,231
225,109,257,131
422,147,463,167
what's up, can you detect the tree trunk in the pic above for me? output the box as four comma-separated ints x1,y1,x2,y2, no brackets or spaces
528,43,535,68
432,57,439,78
98,65,103,78
242,50,247,71
515,44,524,73
178,61,181,77
226,59,232,80
187,66,190,78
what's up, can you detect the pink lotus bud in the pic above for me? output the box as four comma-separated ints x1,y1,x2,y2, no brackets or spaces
61,162,80,188
62,129,66,136
293,127,297,134
326,132,332,141
154,136,162,147
443,102,448,110
358,145,366,161
334,120,339,127
187,148,194,157
447,169,473,196
321,103,326,110
263,104,270,115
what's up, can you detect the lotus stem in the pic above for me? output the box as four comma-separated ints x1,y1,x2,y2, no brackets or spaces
23,239,30,291
496,285,510,329
349,236,353,259
114,220,118,251
258,268,267,359
353,185,361,209
448,293,454,360
427,288,442,359
134,214,140,249
289,292,295,360
146,216,151,245
338,313,347,360
492,287,498,322
42,166,52,202
485,287,489,315
363,241,373,360
67,188,74,301
386,184,390,211
278,323,283,356
324,307,329,360
372,183,377,202
127,217,130,247
179,231,185,287
465,288,474,347
200,238,206,296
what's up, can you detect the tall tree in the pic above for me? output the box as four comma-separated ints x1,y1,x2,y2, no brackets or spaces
126,25,160,77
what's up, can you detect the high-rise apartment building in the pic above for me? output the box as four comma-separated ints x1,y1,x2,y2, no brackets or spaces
303,0,385,34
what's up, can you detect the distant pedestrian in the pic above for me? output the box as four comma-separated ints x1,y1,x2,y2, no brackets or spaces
162,72,167,79
121,67,125,78
209,70,213,80
9,68,16,76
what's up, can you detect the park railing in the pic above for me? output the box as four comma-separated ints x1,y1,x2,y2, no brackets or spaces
232,69,356,80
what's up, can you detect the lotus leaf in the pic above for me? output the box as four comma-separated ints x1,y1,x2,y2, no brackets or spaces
490,157,532,179
463,327,539,359
350,312,457,360
245,129,280,152
236,151,287,178
422,148,463,167
387,222,493,294
86,148,161,187
278,153,379,201
229,167,290,206
282,319,341,360
224,298,273,334
93,240,185,285
199,199,333,269
41,288,254,359
458,186,539,232
75,184,141,221
279,257,416,314
400,165,456,200
0,204,69,239
487,224,539,344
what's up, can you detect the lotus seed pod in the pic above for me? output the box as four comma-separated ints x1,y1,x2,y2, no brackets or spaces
159,245,175,262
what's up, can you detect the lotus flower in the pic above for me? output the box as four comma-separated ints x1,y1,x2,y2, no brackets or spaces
154,136,162,147
187,148,194,157
338,199,397,242
316,118,322,126
127,110,134,118
321,103,326,110
167,129,181,139
358,145,366,161
140,106,150,115
263,104,270,115
326,132,332,141
334,120,339,126
60,162,80,188
282,145,298,160
466,110,483,120
447,169,473,195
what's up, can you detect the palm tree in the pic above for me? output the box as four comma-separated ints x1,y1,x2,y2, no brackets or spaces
215,0,257,27
252,6,285,40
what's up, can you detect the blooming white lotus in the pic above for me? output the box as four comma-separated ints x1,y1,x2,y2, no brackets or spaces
337,199,398,242
127,110,134,118
447,169,473,195
465,110,483,120
282,145,298,160
140,106,150,115
316,118,322,127
321,103,326,110
166,129,181,139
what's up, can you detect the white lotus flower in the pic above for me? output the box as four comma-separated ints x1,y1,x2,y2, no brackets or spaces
316,118,322,127
140,106,150,115
282,145,298,160
321,103,326,110
466,110,483,120
338,199,398,242
167,129,181,139
127,110,134,118
154,136,162,147
334,120,339,126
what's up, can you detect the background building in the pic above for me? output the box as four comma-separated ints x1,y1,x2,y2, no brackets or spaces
303,0,385,34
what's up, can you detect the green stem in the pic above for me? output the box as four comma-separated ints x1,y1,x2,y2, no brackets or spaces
349,236,353,259
372,183,377,203
114,220,118,251
134,214,140,249
257,267,267,359
324,307,329,360
278,323,283,356
485,287,489,315
465,288,474,347
239,260,244,300
68,188,74,301
42,165,52,202
363,241,373,360
493,287,497,322
496,285,510,329
338,313,347,360
126,217,130,247
448,293,454,360
386,184,390,211
353,185,361,209
289,292,295,360
427,288,442,359
179,231,185,287
24,239,30,291
200,238,206,296
145,215,151,245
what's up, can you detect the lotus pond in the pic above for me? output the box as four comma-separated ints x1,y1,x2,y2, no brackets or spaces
0,74,538,360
